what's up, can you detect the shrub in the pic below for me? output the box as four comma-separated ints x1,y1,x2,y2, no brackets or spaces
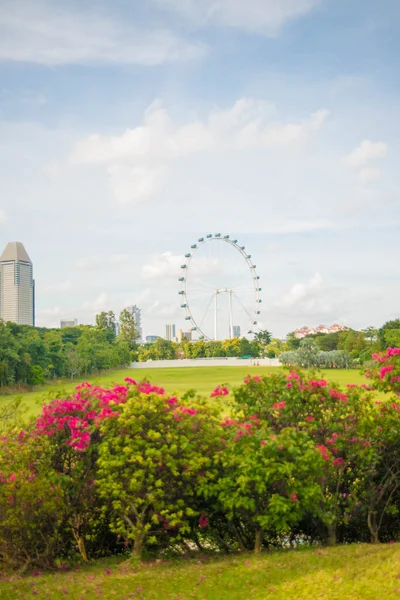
204,422,324,553
0,431,67,571
96,384,222,559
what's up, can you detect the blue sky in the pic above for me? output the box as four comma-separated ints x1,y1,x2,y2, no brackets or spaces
0,0,398,338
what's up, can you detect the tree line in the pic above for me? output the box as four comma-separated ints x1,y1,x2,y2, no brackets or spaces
137,320,400,365
0,309,138,388
0,314,398,387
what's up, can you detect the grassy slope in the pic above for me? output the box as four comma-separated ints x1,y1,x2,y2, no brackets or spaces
2,544,400,599
0,366,370,417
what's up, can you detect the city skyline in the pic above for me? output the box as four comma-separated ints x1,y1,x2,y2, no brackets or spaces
0,238,390,338
0,1,398,337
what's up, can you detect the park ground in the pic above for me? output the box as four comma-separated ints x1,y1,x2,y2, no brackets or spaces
1,543,400,599
0,365,372,417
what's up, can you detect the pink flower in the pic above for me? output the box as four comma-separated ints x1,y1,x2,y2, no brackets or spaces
221,417,238,427
380,365,394,380
260,440,266,446
287,372,300,381
210,385,229,397
167,396,178,405
124,377,137,385
309,379,328,388
332,457,344,467
9,473,16,482
272,401,286,410
305,416,315,422
290,493,298,503
199,514,209,528
387,348,400,358
316,444,330,461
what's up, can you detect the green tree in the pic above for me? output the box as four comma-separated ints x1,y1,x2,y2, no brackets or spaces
315,332,340,352
118,308,138,349
95,311,117,342
239,338,253,357
286,332,301,350
362,326,379,346
378,319,400,349
254,329,273,346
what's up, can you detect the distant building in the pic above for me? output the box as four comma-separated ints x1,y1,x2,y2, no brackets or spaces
294,323,347,339
0,242,35,326
165,324,175,341
126,305,142,340
60,319,78,328
233,325,241,338
172,324,176,339
146,335,160,343
178,331,192,342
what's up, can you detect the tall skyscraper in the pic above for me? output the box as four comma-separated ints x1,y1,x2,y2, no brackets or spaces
126,305,142,340
0,242,34,326
166,324,176,341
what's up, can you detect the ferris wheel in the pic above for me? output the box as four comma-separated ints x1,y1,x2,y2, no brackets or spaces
178,234,262,341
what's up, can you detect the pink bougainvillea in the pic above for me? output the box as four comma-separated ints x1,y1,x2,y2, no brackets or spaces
210,385,229,397
35,383,130,451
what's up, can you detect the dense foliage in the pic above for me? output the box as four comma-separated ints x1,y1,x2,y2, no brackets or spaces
2,348,400,571
0,313,133,388
138,336,262,361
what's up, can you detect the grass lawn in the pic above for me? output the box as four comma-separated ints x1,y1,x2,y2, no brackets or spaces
1,543,400,599
0,366,371,418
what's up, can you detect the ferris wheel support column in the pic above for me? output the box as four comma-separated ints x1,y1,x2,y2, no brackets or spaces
214,290,218,341
228,289,233,339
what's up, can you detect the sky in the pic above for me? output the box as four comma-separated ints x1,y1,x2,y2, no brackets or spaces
0,0,399,339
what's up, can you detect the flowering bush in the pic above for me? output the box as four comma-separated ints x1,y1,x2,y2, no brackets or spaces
96,381,222,558
204,423,324,553
3,356,400,569
368,348,400,396
232,370,377,545
0,431,67,570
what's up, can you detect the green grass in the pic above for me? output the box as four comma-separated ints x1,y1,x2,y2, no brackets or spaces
1,543,400,599
0,366,372,418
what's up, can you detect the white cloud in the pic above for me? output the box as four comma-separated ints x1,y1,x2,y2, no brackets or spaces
141,251,222,280
72,100,328,165
0,0,205,66
0,209,7,225
154,0,320,34
77,254,130,270
358,167,381,186
280,272,324,310
108,165,167,204
71,99,328,204
344,140,388,168
145,300,182,319
40,280,72,293
82,292,114,313
141,252,184,280
264,219,334,234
